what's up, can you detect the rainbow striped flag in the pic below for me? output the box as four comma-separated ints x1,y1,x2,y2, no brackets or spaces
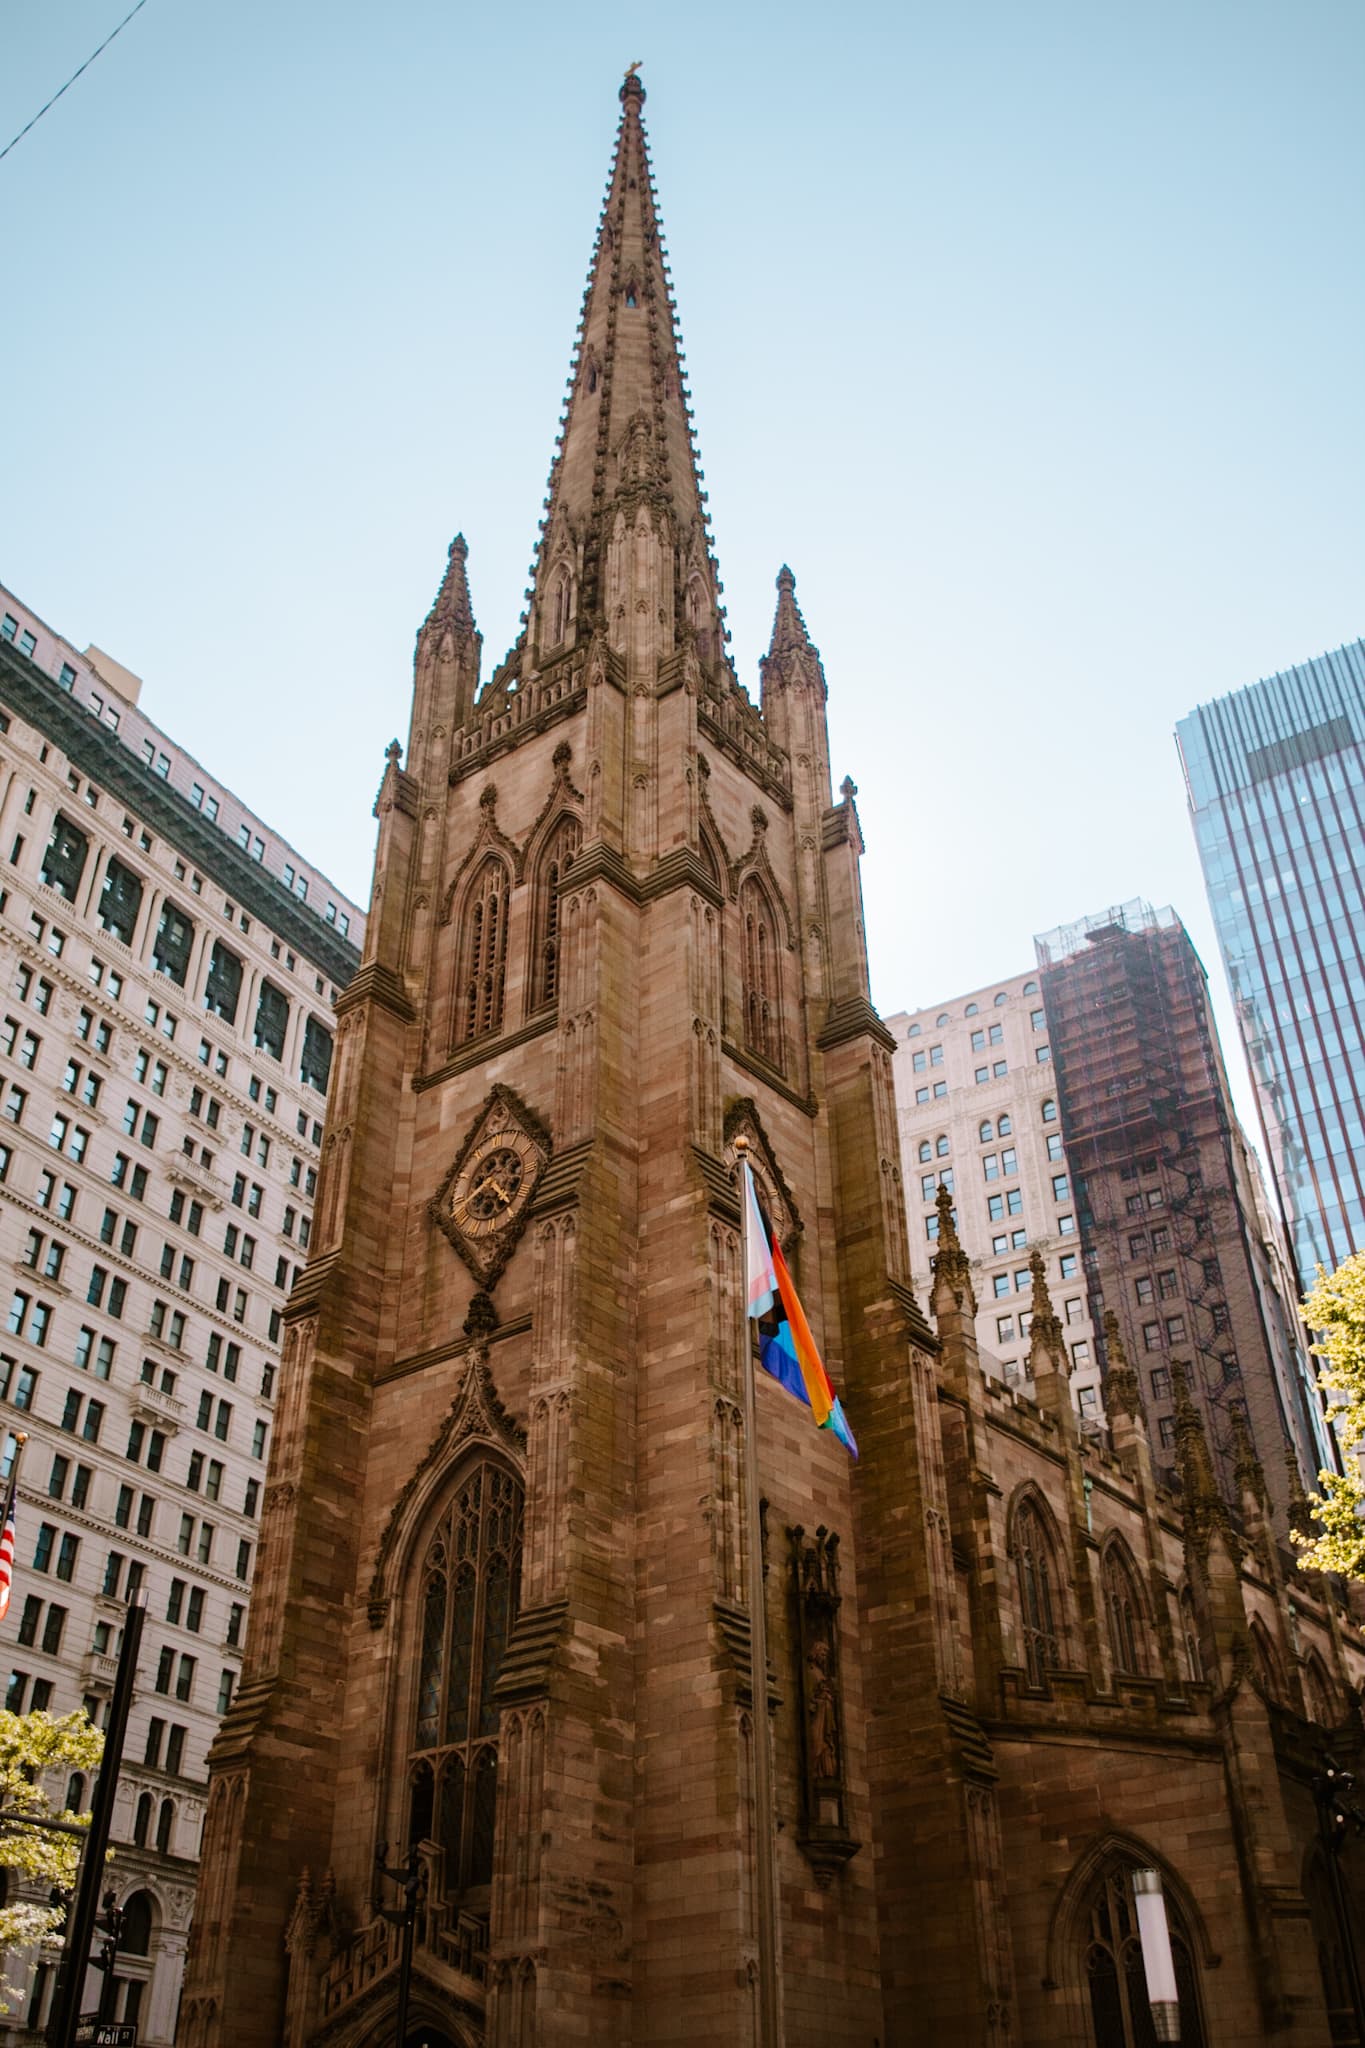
741,1162,857,1458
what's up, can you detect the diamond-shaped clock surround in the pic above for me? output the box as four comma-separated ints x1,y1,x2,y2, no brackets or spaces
431,1084,553,1289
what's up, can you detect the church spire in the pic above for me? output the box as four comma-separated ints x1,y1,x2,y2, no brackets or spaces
520,69,723,674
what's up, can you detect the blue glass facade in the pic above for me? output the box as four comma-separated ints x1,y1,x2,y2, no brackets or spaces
1177,640,1365,1290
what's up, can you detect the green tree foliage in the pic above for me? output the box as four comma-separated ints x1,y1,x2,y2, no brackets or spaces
0,1707,104,2010
1295,1251,1365,1576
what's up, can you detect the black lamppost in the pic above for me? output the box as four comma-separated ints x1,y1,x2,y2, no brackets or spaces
374,1840,424,2048
92,1888,126,2024
1312,1751,1365,2044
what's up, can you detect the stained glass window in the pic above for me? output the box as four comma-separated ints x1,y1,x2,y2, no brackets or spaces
407,1462,523,1901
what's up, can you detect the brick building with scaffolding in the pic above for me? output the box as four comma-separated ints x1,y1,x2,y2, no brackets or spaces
1035,901,1331,1524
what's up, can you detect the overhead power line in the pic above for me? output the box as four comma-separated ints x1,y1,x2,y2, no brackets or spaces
0,0,152,167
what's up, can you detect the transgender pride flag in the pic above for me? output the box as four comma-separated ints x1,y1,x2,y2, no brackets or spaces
742,1159,777,1318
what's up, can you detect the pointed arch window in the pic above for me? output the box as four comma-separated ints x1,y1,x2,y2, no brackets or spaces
1179,1588,1203,1684
407,1461,523,1902
530,814,582,1013
1301,1653,1335,1727
1251,1616,1286,1702
1014,1497,1061,1688
740,876,783,1074
1082,1856,1206,2047
457,858,510,1046
1101,1545,1145,1676
546,565,573,648
686,576,710,659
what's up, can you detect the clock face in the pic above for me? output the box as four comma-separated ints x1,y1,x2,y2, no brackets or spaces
448,1130,538,1241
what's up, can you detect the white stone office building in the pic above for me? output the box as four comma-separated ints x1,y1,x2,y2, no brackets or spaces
887,971,1104,1428
0,584,363,2041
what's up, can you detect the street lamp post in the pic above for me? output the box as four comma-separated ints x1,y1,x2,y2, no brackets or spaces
93,1888,126,2024
374,1840,424,2048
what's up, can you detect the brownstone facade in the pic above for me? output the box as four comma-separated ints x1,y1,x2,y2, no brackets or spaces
180,76,1365,2048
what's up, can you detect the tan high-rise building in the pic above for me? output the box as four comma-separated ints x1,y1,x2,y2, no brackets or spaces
182,74,1365,2048
888,970,1104,1426
0,583,362,2039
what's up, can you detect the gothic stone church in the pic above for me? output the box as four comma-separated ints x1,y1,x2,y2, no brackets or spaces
180,74,1365,2048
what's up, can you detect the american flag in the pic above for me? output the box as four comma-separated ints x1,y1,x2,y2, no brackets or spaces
0,1478,17,1624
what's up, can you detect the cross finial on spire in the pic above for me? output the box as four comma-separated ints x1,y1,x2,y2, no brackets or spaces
422,531,475,638
766,563,819,663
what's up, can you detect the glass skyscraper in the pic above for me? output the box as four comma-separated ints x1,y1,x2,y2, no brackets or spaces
1177,639,1365,1291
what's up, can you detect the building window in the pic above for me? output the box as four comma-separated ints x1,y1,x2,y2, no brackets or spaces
406,1462,523,1903
1041,1098,1057,1123
740,876,784,1072
204,941,243,1023
152,903,195,985
1013,1498,1061,1688
98,859,143,945
531,813,582,1012
40,816,89,902
300,1017,333,1094
1051,1174,1069,1202
254,980,290,1061
457,858,510,1046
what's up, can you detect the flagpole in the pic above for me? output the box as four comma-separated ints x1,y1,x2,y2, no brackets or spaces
0,1430,28,1617
735,1138,782,2047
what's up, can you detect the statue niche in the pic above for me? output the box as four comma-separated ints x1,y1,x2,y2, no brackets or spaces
788,1523,859,1886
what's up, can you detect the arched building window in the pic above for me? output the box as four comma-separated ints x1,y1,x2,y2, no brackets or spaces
1101,1544,1145,1676
121,1891,155,1958
132,1793,153,1848
530,815,581,1013
686,576,710,658
740,877,783,1073
1179,1588,1203,1685
1082,1855,1205,2047
457,859,510,1047
1302,1652,1336,1727
155,1798,175,1854
406,1461,524,1904
1013,1495,1062,1688
545,566,572,648
1251,1616,1286,1703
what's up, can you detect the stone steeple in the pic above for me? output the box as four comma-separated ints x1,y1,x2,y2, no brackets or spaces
407,532,481,783
518,68,724,675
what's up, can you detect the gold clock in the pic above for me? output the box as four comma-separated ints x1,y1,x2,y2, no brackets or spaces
446,1129,539,1241
433,1085,552,1289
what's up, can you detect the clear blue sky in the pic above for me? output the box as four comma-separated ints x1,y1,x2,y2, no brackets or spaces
4,0,1362,1140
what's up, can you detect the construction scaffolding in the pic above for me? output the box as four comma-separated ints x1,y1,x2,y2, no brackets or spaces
1034,902,1301,1510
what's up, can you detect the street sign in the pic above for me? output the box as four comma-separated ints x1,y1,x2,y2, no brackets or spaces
74,2021,136,2046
